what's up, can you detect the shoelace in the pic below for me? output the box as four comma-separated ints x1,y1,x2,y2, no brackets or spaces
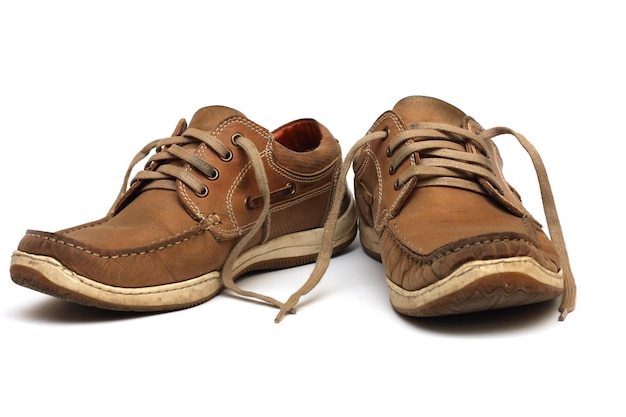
111,127,290,311
276,123,576,322
111,124,575,322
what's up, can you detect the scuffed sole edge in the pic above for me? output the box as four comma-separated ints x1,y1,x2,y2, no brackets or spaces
387,256,564,317
10,197,358,312
10,253,222,312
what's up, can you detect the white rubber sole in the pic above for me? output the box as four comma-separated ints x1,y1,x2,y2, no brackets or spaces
10,198,358,312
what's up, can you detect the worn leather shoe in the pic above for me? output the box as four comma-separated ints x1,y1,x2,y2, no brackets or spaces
351,96,576,320
11,106,357,312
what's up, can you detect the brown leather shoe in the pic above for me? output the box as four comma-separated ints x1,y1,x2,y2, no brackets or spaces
351,96,576,320
10,105,357,312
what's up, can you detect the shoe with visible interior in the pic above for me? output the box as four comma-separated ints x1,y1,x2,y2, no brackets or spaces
10,105,357,314
347,96,576,320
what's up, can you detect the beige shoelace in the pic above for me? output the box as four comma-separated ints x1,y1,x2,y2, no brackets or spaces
276,123,576,322
111,127,289,311
111,124,575,322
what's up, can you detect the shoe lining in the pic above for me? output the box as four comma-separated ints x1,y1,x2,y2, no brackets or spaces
273,119,322,152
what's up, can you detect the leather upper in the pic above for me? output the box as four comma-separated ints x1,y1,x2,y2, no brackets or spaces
353,96,562,291
17,106,343,288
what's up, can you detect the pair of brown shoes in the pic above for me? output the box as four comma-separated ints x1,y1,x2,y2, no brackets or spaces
10,96,576,322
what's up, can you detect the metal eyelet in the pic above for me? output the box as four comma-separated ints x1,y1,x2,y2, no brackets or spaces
288,182,296,195
196,186,209,197
394,180,401,190
221,150,233,162
386,146,393,157
244,197,254,210
382,126,390,140
207,168,219,181
389,165,396,175
231,133,243,145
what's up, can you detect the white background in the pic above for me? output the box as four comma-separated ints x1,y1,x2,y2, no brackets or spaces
1,1,623,416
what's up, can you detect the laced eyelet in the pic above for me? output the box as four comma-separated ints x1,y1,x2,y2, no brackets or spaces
389,165,396,175
382,126,390,140
196,186,209,197
207,168,219,181
394,180,401,190
221,150,233,162
244,197,254,210
386,146,392,157
231,133,243,145
288,182,296,195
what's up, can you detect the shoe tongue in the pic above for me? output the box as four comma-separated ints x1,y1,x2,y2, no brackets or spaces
187,105,246,131
392,96,467,128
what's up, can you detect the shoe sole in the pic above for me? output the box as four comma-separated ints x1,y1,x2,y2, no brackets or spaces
9,198,358,312
359,221,564,316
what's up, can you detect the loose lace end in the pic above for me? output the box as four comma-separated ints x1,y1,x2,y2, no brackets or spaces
274,293,302,323
559,303,574,321
274,305,297,323
558,268,576,321
558,290,575,321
